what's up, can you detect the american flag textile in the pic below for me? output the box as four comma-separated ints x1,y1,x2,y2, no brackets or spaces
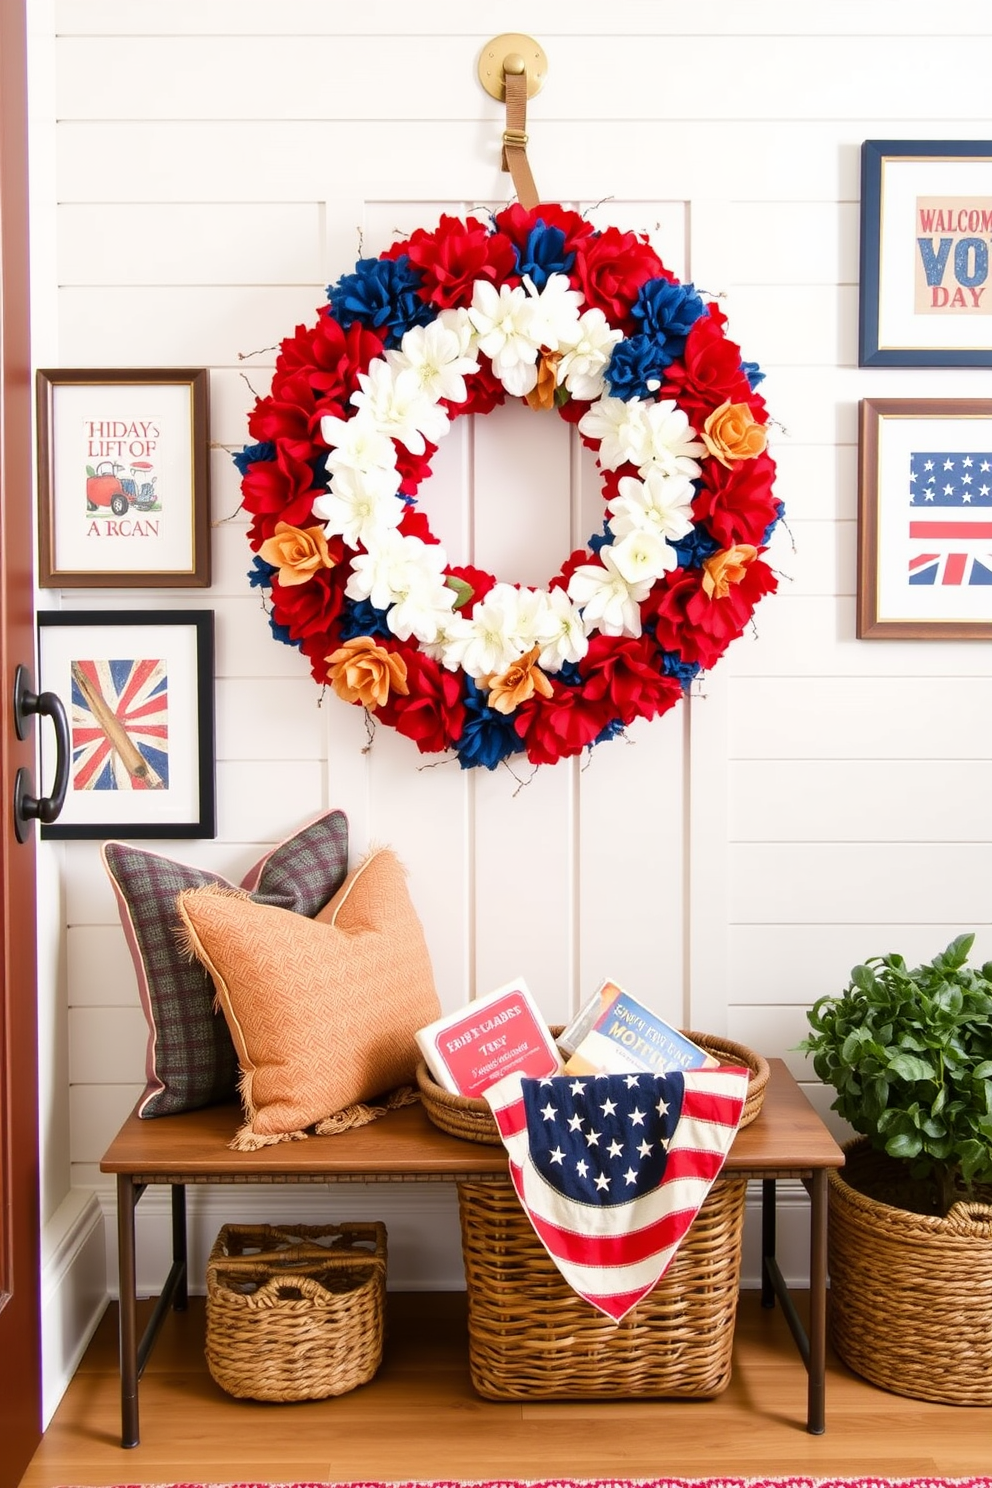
482,1065,749,1322
908,451,992,586
71,655,169,791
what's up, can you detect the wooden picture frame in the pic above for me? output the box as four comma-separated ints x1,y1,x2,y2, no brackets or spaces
36,367,210,587
37,609,216,839
857,398,992,638
859,140,992,367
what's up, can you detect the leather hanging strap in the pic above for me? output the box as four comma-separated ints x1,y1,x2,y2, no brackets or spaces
501,66,540,209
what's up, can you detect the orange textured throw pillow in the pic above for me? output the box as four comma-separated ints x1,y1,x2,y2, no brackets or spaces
177,847,441,1149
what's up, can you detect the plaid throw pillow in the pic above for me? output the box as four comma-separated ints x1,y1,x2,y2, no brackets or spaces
102,810,349,1117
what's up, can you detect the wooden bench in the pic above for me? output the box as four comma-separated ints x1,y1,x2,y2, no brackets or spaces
101,1056,843,1446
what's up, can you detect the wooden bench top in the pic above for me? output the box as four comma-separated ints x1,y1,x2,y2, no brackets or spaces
100,1058,844,1183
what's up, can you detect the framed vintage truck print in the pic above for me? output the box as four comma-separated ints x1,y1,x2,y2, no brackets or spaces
859,140,992,367
37,609,216,839
858,398,992,638
36,367,210,587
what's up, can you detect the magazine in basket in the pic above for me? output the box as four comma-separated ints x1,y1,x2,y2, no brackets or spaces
560,979,720,1077
415,978,562,1099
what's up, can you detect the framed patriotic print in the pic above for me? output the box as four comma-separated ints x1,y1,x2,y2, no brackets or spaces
857,399,992,639
859,140,992,366
37,610,216,839
36,368,210,587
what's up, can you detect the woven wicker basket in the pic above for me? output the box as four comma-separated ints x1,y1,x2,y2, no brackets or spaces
828,1139,992,1405
417,1029,769,1145
205,1222,387,1402
458,1171,748,1399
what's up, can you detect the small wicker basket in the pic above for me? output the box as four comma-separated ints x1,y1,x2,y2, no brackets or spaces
458,1171,748,1399
417,1029,769,1145
828,1139,992,1405
205,1222,387,1402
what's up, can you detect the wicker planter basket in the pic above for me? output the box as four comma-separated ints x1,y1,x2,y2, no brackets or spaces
458,1172,748,1399
205,1222,386,1402
828,1139,992,1405
417,1029,769,1145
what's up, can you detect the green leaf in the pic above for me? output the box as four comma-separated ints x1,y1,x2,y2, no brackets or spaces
886,1130,923,1160
444,576,474,611
886,1052,932,1082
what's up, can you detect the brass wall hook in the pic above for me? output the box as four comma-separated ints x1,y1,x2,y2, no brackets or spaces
477,33,548,101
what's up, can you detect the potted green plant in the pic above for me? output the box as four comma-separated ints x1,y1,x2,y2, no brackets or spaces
800,932,992,1405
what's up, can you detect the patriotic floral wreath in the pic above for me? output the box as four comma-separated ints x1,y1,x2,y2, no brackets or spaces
236,204,783,771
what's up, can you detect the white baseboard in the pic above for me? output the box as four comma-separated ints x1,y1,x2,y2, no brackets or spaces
40,1188,109,1428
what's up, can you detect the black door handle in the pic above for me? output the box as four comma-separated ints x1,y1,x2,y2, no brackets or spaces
12,664,70,842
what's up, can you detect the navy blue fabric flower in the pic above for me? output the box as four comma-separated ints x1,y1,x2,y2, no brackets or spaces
741,359,765,390
247,556,276,590
233,442,275,477
514,221,575,290
631,279,706,360
555,660,584,687
671,524,720,569
762,499,785,546
453,680,527,771
588,519,615,556
327,254,433,349
605,334,673,399
661,651,701,686
591,718,626,747
336,597,393,642
269,614,300,648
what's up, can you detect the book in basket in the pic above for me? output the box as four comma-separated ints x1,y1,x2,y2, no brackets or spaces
415,978,562,1099
560,979,720,1077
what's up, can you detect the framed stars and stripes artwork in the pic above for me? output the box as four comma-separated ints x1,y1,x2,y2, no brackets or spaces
37,610,215,838
859,140,992,367
857,399,992,638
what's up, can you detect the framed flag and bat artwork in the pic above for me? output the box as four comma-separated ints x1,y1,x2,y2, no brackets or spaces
857,398,992,639
36,610,216,839
859,140,992,367
35,367,210,587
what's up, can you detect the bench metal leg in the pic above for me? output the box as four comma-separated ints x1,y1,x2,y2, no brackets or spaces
116,1174,141,1449
806,1168,828,1435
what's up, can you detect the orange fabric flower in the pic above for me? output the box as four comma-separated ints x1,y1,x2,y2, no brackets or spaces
702,543,759,599
481,647,554,715
258,521,335,586
701,401,767,468
524,350,563,412
326,637,409,709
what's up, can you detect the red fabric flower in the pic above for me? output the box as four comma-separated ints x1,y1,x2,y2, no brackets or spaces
445,357,506,419
273,316,385,412
447,564,496,615
248,372,341,460
580,633,684,725
694,451,780,549
661,314,755,426
395,439,437,498
571,228,664,330
650,558,778,670
513,684,609,765
494,203,595,257
271,565,346,644
379,651,467,754
242,447,322,545
396,214,517,309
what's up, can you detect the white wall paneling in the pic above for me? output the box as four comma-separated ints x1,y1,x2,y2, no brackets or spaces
30,0,992,1421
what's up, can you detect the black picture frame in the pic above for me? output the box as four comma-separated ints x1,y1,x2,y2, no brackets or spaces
859,139,992,367
37,609,216,839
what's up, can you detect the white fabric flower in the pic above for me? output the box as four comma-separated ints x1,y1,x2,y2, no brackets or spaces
557,308,623,402
607,468,696,544
639,399,705,479
420,608,475,667
386,315,479,405
440,582,534,678
610,528,677,584
350,358,450,455
320,410,397,477
387,577,457,645
527,272,584,348
566,547,653,637
577,395,653,471
467,281,542,397
311,464,403,548
532,584,589,671
345,528,449,616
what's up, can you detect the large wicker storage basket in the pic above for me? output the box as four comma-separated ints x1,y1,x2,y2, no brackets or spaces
458,1172,748,1399
205,1222,387,1402
418,1030,769,1145
828,1139,992,1405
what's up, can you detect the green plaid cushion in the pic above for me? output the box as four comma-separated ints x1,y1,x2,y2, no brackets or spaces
102,810,349,1117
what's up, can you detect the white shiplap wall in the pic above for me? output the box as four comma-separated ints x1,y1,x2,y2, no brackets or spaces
32,0,992,1407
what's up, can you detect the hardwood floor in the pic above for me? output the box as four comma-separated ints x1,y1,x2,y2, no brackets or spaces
19,1290,990,1485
